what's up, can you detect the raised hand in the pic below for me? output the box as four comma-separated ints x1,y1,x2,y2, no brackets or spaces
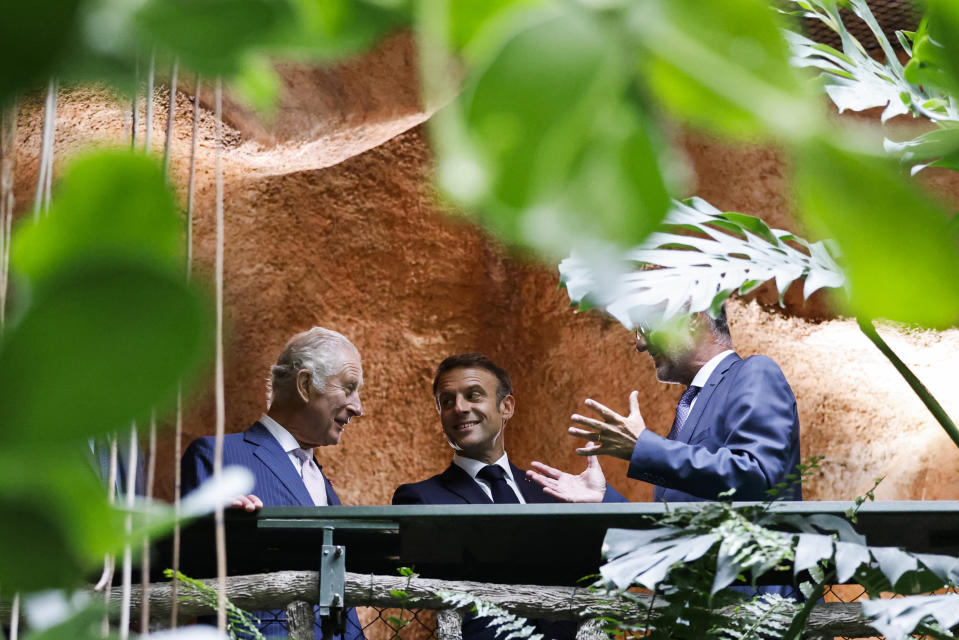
569,390,647,460
527,456,607,503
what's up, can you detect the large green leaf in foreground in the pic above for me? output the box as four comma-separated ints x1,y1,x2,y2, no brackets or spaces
795,140,959,328
437,5,671,254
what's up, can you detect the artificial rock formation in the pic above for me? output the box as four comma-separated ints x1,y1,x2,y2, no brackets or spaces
8,33,959,508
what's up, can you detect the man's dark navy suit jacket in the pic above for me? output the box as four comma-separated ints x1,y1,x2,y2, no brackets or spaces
182,421,366,640
393,460,627,640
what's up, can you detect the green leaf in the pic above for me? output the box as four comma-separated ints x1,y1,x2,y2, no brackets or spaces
862,594,959,640
630,0,815,141
441,6,671,253
559,197,844,330
884,127,959,174
0,0,83,100
0,446,122,591
274,0,408,60
135,0,297,76
12,151,185,286
904,2,959,97
794,139,959,328
0,262,210,443
230,54,283,119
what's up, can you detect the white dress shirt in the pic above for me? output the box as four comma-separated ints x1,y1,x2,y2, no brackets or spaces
688,349,735,413
453,453,527,504
259,413,328,505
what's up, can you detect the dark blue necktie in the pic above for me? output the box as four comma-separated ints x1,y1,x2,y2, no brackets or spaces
476,465,520,504
667,386,701,440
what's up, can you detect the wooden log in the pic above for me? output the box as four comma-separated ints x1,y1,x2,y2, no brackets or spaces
285,600,314,640
436,609,463,640
0,572,884,637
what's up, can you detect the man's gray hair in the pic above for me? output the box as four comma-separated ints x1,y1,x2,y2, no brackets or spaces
268,327,359,404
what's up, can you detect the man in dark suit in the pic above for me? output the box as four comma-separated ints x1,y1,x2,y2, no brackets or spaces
548,306,801,502
182,326,366,640
393,353,624,640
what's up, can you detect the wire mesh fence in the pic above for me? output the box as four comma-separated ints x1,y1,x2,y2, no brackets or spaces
243,584,959,640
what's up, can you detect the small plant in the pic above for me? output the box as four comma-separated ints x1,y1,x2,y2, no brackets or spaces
385,566,420,631
163,569,264,640
439,591,542,640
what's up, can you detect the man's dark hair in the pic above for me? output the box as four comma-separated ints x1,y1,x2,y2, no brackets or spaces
706,304,732,343
433,353,513,404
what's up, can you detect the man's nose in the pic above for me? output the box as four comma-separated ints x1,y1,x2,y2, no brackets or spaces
454,395,471,413
348,393,363,417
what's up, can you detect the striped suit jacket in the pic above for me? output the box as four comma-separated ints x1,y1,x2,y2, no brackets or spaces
182,421,364,640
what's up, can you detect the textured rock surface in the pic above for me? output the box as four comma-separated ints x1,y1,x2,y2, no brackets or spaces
8,36,959,508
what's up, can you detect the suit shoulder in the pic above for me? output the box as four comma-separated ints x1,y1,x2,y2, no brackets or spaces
737,354,788,379
392,473,447,505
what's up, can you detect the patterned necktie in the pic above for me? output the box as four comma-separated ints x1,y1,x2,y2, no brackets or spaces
476,465,520,504
667,386,701,440
292,448,329,506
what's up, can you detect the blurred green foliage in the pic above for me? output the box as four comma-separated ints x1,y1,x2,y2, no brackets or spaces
3,0,959,616
0,151,210,594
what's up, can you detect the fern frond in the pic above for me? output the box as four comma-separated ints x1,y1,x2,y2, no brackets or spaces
438,590,543,640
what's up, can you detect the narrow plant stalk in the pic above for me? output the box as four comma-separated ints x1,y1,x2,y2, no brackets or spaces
858,318,959,449
213,76,228,634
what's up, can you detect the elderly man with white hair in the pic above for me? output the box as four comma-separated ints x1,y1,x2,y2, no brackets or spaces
182,326,365,640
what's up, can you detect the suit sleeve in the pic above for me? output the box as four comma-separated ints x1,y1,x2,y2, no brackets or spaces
628,356,800,501
602,484,628,503
392,484,427,505
181,437,215,496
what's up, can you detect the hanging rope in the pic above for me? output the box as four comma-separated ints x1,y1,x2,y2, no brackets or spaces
144,52,155,154
119,424,139,639
95,435,119,636
139,409,157,633
162,60,178,177
138,52,162,633
0,99,17,335
213,76,228,633
9,593,19,640
131,58,139,152
171,71,198,629
33,79,56,221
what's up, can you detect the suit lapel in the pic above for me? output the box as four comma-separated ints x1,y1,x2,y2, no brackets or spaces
322,469,341,506
510,462,552,504
677,353,740,445
245,422,314,506
439,463,493,504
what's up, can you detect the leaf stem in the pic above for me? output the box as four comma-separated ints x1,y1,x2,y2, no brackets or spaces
857,318,959,449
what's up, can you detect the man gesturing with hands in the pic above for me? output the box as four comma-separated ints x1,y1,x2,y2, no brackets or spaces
532,307,802,503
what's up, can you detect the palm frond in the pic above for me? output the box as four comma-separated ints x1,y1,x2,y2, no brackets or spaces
559,197,844,329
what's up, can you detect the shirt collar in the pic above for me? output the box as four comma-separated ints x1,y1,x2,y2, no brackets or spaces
259,413,302,454
690,349,735,388
453,452,512,480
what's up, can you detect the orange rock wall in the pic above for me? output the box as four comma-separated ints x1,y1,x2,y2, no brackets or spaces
8,36,959,507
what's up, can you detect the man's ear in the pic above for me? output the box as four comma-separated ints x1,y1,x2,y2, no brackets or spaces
295,370,313,403
499,395,515,421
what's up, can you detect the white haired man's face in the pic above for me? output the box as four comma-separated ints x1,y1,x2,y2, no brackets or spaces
297,349,364,447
